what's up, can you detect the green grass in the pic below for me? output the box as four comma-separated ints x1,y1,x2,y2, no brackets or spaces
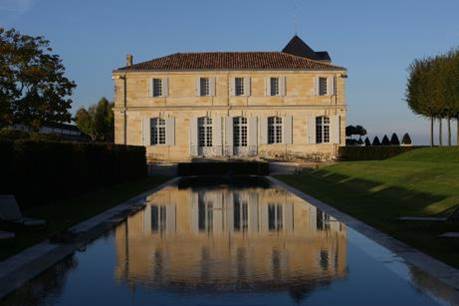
277,147,459,268
0,176,170,261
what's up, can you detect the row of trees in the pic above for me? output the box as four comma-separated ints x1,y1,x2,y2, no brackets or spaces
406,48,459,146
75,98,114,142
0,28,76,130
363,133,412,146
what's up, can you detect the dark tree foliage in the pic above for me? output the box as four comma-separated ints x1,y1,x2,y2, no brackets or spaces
390,133,400,145
372,136,381,146
75,97,114,142
402,133,412,145
0,28,76,130
364,137,371,146
382,135,390,146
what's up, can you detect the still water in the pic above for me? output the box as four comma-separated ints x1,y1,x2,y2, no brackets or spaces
1,178,457,306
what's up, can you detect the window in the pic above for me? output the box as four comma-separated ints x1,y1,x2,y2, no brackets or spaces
233,194,248,232
151,205,166,232
235,77,244,96
270,77,280,96
268,204,283,231
318,77,328,96
152,78,162,97
316,116,330,143
233,117,247,147
151,118,166,145
268,116,282,144
200,78,210,96
198,117,212,147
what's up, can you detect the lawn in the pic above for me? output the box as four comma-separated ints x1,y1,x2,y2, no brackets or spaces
277,147,459,268
0,176,170,261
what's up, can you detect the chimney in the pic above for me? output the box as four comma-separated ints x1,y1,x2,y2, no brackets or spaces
126,54,133,67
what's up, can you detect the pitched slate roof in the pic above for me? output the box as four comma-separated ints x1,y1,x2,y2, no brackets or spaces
282,35,331,62
115,51,345,72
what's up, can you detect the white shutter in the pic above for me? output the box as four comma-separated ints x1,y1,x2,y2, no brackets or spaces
280,76,286,96
225,116,233,155
190,117,198,156
260,116,268,144
244,77,251,96
307,116,316,144
283,116,293,144
166,117,175,146
162,78,169,97
248,117,258,154
143,118,151,146
149,79,153,97
230,77,235,96
327,77,333,96
330,115,340,144
265,77,271,96
314,77,319,96
213,116,222,154
210,77,216,96
333,76,337,96
196,78,201,97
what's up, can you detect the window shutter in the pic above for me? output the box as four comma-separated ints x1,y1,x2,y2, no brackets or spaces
149,79,154,97
213,116,222,154
307,116,316,144
143,118,151,146
225,116,233,155
210,77,216,96
162,78,169,97
244,77,251,96
190,117,198,156
314,77,319,96
265,78,271,96
330,115,340,144
260,116,268,144
166,118,175,146
248,117,258,151
196,78,201,97
280,76,286,97
230,77,235,96
283,116,293,144
327,77,333,96
333,76,337,96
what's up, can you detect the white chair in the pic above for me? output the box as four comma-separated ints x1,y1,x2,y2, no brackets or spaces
0,195,46,226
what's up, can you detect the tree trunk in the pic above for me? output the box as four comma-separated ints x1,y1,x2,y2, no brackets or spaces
439,118,443,146
457,117,459,146
447,117,451,146
430,116,434,147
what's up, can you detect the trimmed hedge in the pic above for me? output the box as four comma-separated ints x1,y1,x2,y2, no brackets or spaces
338,146,421,161
177,161,269,176
0,140,147,208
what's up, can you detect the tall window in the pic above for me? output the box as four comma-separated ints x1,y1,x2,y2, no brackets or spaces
268,116,282,144
200,78,210,96
235,77,244,96
233,117,247,147
270,77,280,96
152,78,162,97
198,117,212,147
151,118,166,145
268,204,283,231
234,194,248,232
151,205,166,232
318,77,328,96
316,116,330,143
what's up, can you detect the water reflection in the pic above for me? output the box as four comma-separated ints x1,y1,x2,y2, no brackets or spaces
114,185,347,293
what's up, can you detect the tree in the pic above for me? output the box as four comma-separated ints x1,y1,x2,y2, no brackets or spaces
75,97,114,142
0,28,76,130
382,135,390,146
401,133,412,145
372,136,381,146
390,133,400,145
364,137,371,146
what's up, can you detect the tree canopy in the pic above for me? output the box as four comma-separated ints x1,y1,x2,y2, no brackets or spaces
75,97,114,142
0,28,76,130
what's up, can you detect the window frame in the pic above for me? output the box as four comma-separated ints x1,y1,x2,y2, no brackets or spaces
233,116,248,147
200,77,210,97
267,116,283,144
315,116,330,144
318,77,328,96
270,77,280,96
235,77,245,96
152,78,163,97
198,117,213,147
151,118,166,145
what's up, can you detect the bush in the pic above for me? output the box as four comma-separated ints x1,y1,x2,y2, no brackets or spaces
338,146,420,161
177,162,269,176
402,133,412,145
0,140,147,208
390,133,400,145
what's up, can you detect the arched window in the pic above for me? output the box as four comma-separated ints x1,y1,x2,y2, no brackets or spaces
151,118,166,145
233,117,247,147
316,116,330,143
198,117,212,147
268,116,282,144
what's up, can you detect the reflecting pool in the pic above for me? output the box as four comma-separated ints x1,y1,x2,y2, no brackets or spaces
1,178,457,306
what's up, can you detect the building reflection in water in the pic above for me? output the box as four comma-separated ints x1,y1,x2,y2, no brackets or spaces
114,185,347,293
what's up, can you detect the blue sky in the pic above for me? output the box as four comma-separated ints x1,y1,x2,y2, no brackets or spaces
1,0,459,144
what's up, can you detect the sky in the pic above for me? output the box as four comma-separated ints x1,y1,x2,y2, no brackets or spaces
1,0,459,145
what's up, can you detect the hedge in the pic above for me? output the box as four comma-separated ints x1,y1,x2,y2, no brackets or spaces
177,161,269,176
338,146,421,161
0,139,147,208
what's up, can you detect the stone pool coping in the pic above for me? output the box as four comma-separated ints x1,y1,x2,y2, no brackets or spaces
267,176,459,293
0,177,180,300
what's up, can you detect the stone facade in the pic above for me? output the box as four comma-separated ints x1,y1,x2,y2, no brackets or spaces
113,38,347,162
